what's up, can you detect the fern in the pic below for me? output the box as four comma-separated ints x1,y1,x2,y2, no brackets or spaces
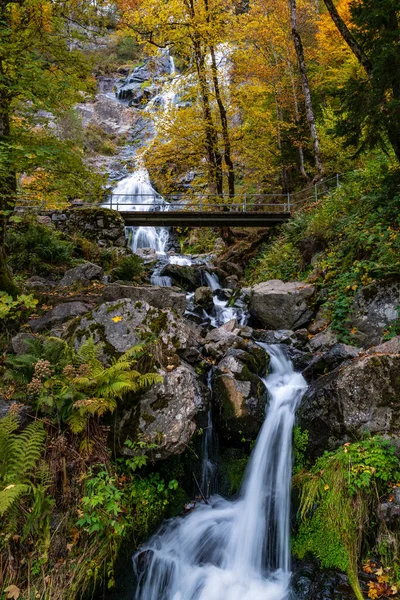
0,484,31,516
9,421,46,482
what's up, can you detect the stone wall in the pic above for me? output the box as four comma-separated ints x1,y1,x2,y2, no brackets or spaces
49,207,127,248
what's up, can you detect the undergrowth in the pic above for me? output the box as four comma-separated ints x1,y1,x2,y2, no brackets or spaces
293,436,400,600
247,156,400,341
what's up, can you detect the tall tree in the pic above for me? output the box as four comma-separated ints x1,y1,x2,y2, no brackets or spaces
322,0,400,162
289,0,323,178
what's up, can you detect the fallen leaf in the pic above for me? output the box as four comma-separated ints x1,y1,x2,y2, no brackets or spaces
5,585,20,599
111,316,123,323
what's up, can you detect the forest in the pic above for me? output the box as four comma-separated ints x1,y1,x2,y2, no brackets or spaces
0,0,400,599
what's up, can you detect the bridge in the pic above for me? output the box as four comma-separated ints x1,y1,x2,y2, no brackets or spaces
15,174,342,228
103,195,292,227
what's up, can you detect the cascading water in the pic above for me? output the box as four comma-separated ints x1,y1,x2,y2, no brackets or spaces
133,345,307,600
204,271,247,326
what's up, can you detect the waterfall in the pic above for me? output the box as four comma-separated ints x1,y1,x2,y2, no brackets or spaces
204,271,247,326
133,345,308,600
108,168,170,255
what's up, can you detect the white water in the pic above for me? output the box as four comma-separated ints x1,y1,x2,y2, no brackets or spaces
204,271,247,326
133,345,307,600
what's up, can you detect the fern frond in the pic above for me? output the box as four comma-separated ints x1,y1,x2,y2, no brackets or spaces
67,411,88,434
0,484,31,516
9,421,46,481
138,373,163,388
0,414,19,481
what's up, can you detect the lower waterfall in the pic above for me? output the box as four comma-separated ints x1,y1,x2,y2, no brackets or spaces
132,345,307,600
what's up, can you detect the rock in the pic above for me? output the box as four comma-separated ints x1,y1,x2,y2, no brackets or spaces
29,302,91,333
298,353,400,457
367,335,400,355
223,275,239,290
378,488,400,524
102,284,187,315
292,559,359,600
254,329,302,348
135,248,157,262
194,286,214,311
308,306,331,335
204,320,246,360
36,215,52,227
303,343,361,382
159,263,203,291
212,347,269,444
51,208,128,249
58,262,104,287
349,279,400,347
249,280,317,330
24,276,56,291
116,55,172,101
66,299,199,360
117,362,206,460
0,396,9,420
213,237,226,254
11,333,36,355
309,329,338,352
77,94,138,136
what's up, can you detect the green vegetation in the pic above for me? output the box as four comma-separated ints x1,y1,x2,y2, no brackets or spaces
293,437,400,599
111,254,145,282
248,158,400,341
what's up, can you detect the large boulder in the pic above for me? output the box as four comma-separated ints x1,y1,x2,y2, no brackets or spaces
65,298,199,360
249,280,317,330
194,286,214,311
204,319,247,360
212,344,269,445
298,352,400,457
102,284,187,315
29,301,91,333
117,362,206,460
51,208,127,248
58,262,104,287
159,263,203,291
349,279,400,347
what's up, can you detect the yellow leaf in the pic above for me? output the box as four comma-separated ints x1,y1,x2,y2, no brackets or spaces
324,484,329,491
5,585,20,600
376,567,383,576
112,316,123,323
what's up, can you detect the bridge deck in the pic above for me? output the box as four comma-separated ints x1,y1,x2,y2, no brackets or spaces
121,211,291,227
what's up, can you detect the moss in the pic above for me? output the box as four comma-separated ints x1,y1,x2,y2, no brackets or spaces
150,397,170,411
141,413,156,424
148,312,168,335
220,449,249,496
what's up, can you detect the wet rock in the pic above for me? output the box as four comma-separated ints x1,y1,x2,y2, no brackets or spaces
58,262,104,287
349,279,400,347
254,329,303,348
223,275,239,290
135,248,157,262
292,559,358,600
194,286,214,311
11,332,36,355
212,347,269,445
117,362,206,460
159,263,203,291
204,320,245,360
66,298,199,360
249,280,317,330
51,208,128,249
29,301,91,333
298,353,400,457
102,284,187,315
116,55,172,101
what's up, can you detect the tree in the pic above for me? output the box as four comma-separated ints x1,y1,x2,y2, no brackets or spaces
289,0,323,178
322,0,400,162
0,0,106,294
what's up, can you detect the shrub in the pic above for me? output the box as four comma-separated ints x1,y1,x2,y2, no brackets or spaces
111,254,145,282
6,219,75,275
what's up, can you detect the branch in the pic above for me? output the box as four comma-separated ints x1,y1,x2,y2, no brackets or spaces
322,0,373,78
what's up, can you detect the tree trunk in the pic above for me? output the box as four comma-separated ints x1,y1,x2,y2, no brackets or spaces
0,55,18,296
322,0,373,78
289,0,323,179
209,45,235,197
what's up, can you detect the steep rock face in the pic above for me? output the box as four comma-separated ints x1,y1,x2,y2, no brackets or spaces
65,298,199,360
159,263,203,291
349,279,400,347
102,284,187,315
249,280,317,330
298,353,400,457
51,208,127,249
212,344,269,445
116,55,172,102
117,362,206,460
